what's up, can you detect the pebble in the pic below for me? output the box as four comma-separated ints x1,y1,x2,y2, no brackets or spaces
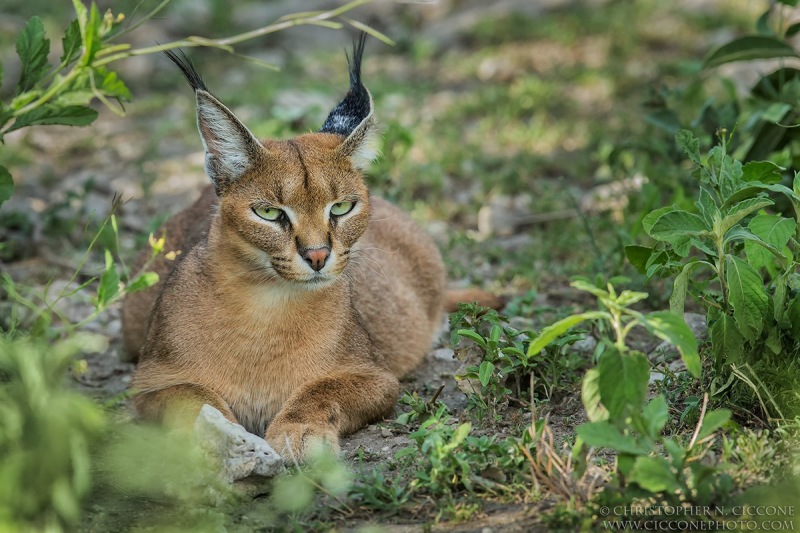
194,404,284,484
431,347,455,361
380,428,393,438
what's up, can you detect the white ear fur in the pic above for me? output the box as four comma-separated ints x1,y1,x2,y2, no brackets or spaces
195,90,262,189
335,86,380,171
341,115,381,171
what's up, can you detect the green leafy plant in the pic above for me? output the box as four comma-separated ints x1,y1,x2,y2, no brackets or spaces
635,0,800,172
0,334,106,531
450,304,583,420
629,130,800,418
528,279,735,510
395,404,529,500
395,388,446,426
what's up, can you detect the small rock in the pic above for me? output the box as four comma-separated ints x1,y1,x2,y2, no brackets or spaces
381,446,390,452
380,428,393,438
431,347,455,361
476,194,532,238
194,404,284,484
572,335,598,355
684,313,708,340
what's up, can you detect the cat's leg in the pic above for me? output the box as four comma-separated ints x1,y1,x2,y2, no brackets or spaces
265,369,400,461
133,383,238,429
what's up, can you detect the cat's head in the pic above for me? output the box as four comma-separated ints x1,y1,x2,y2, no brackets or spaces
165,35,378,288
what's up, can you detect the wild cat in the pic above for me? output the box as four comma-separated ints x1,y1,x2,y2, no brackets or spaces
122,36,498,460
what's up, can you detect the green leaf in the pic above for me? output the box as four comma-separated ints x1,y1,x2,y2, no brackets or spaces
581,368,608,422
95,67,132,101
662,438,686,468
725,183,800,208
598,349,649,419
704,35,799,69
629,456,681,493
616,290,649,307
8,104,98,132
642,206,674,235
720,197,774,235
762,102,793,123
794,173,799,196
707,146,743,196
16,16,51,93
625,245,653,275
765,326,781,354
443,423,471,452
0,166,13,207
642,396,669,439
710,314,745,366
727,227,786,269
526,311,607,356
642,311,701,378
696,409,731,441
745,215,795,270
84,3,103,64
696,187,720,228
742,161,784,184
126,272,159,294
787,21,800,38
478,361,494,387
725,256,769,341
669,262,703,316
648,209,710,242
96,250,120,307
756,8,772,36
456,329,487,348
61,19,82,65
669,272,688,318
676,130,701,165
576,422,647,455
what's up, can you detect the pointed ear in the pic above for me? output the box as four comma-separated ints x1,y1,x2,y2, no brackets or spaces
319,34,380,171
164,49,262,192
194,91,263,191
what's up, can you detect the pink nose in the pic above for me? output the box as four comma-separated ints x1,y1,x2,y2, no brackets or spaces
302,247,330,272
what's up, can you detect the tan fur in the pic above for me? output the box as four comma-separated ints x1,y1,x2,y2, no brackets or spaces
125,131,453,460
124,43,504,460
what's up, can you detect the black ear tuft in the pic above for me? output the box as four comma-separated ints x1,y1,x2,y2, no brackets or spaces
319,33,372,137
164,48,262,193
163,49,208,92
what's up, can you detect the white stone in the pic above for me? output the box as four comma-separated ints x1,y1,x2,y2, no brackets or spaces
194,404,284,484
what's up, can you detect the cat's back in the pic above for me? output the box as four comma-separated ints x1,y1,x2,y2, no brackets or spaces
350,197,446,375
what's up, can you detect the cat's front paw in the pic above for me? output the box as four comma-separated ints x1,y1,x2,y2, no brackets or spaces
265,420,340,462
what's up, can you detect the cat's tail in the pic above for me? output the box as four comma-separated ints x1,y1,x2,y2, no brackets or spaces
444,288,505,313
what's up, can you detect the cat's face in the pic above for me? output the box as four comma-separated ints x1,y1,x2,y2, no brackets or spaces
166,35,378,289
218,134,371,287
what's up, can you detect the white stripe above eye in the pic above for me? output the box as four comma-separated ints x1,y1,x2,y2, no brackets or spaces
282,206,298,225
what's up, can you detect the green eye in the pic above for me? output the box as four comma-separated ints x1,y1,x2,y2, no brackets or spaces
254,206,284,221
331,201,354,217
